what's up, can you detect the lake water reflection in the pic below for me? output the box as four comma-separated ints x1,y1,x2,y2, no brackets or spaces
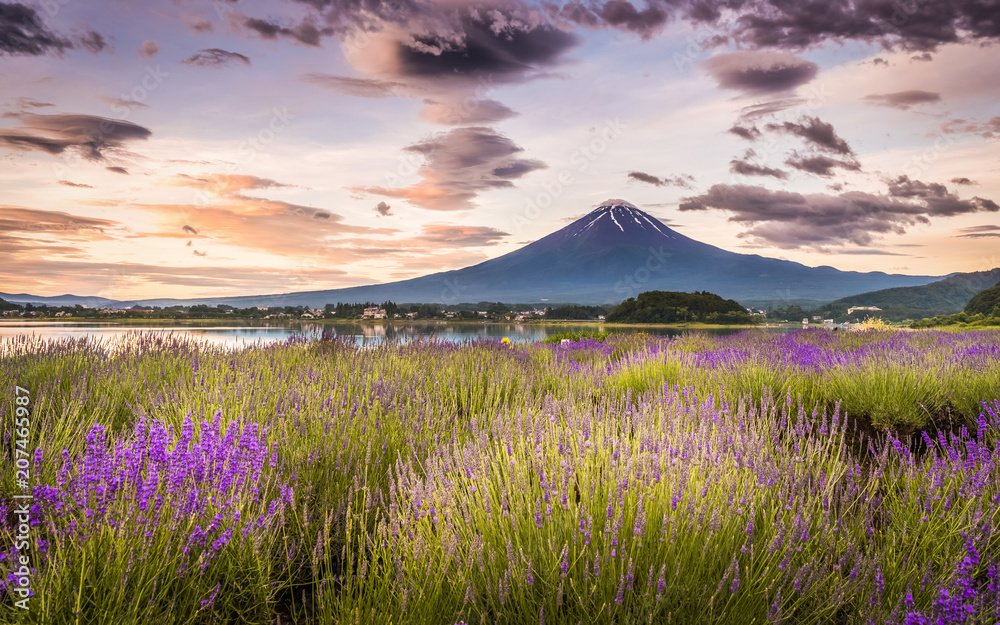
0,321,792,348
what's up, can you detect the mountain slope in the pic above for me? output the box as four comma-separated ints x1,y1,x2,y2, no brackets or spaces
814,268,1000,320
0,292,119,308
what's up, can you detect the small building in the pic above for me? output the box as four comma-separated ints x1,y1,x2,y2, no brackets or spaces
406,311,418,319
802,318,809,325
847,306,882,316
597,315,606,321
361,307,387,319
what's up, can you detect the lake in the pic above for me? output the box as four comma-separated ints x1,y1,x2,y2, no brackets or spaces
0,321,797,348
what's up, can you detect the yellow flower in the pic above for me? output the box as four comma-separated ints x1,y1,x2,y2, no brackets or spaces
501,337,511,344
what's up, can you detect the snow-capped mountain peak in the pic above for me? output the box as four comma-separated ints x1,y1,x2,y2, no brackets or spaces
573,199,676,238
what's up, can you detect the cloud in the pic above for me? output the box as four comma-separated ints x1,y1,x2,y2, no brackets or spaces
5,97,54,113
418,99,518,125
344,5,577,90
736,98,806,121
352,127,546,211
702,51,818,95
886,175,1000,215
0,2,72,56
954,225,1000,239
627,171,694,188
0,205,117,236
784,153,861,177
168,173,290,199
182,224,199,235
940,116,1000,140
863,90,942,110
182,48,250,67
57,180,93,188
137,40,158,59
728,124,761,140
678,181,999,248
106,166,128,175
414,223,509,246
0,113,152,160
729,157,787,179
299,74,405,98
192,249,207,257
242,14,333,47
550,0,670,39
99,96,150,110
721,0,1000,52
950,177,978,186
78,31,106,53
373,201,393,217
764,116,854,155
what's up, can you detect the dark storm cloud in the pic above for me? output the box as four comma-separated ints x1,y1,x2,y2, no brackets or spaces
352,126,546,211
950,177,978,186
725,0,1000,52
728,124,761,140
764,116,853,155
628,171,695,188
0,113,152,160
374,201,393,217
242,15,334,47
386,12,577,83
864,90,941,110
299,73,405,98
729,157,787,179
784,153,861,177
182,48,251,67
0,2,105,56
678,180,999,248
279,0,1000,55
702,51,818,95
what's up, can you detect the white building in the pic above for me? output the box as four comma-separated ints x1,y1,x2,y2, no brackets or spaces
847,306,882,316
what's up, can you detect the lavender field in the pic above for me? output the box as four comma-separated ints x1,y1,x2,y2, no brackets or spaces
2,328,999,624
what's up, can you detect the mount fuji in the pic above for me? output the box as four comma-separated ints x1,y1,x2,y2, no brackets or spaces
104,199,942,308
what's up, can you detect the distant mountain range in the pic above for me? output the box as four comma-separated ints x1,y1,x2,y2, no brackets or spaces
3,200,953,309
813,268,1000,320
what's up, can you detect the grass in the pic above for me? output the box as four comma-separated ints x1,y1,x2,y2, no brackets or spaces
1,329,998,624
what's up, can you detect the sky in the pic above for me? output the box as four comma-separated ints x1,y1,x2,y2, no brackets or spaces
1,0,998,301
